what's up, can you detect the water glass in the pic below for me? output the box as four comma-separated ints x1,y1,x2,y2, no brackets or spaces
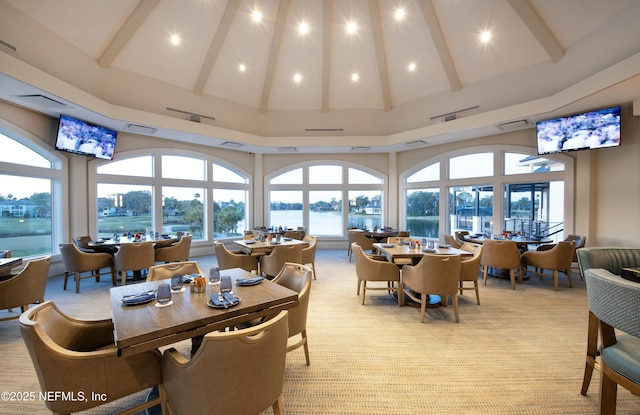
170,274,183,291
209,267,220,285
156,283,172,305
427,240,435,250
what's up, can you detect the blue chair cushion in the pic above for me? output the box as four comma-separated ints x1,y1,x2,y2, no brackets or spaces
601,334,640,384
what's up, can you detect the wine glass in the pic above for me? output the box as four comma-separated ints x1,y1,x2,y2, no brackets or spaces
156,283,172,306
209,267,220,285
170,274,183,292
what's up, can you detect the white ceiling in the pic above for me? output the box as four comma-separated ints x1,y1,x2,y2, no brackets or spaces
1,0,640,154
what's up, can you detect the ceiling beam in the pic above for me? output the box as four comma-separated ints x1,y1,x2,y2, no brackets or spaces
193,0,241,95
322,0,334,113
97,0,161,68
259,0,292,113
368,0,392,111
507,0,565,63
417,0,461,92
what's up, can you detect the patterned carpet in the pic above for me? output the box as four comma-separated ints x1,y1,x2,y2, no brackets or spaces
1,249,639,414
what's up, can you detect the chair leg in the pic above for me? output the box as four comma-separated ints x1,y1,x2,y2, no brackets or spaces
63,272,69,290
272,394,284,415
75,272,81,294
599,365,618,415
361,282,366,305
474,281,480,305
566,269,573,288
482,266,488,286
581,310,600,396
110,266,116,286
452,295,460,323
510,269,516,290
553,270,559,291
302,330,310,366
356,279,361,295
420,296,427,323
312,262,316,280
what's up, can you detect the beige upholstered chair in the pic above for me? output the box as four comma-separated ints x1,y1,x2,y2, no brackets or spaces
480,239,523,289
260,244,303,278
584,269,640,415
59,243,115,293
273,263,312,365
284,229,304,240
214,241,258,273
401,254,462,323
155,235,192,263
538,234,586,278
147,261,203,282
301,235,318,280
348,229,374,261
72,235,96,253
521,240,575,290
454,230,470,245
0,256,50,321
162,310,289,415
459,242,483,305
114,242,156,285
444,234,463,249
352,243,401,305
19,301,164,415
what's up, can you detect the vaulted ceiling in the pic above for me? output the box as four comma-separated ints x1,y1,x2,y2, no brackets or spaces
1,0,640,153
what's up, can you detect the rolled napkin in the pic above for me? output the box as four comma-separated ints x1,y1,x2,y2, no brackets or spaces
236,276,265,286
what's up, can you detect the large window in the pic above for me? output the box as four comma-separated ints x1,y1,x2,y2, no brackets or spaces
266,163,385,237
0,130,65,257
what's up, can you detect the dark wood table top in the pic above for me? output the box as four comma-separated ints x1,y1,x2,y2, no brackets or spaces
233,238,308,255
463,234,552,246
89,235,176,248
110,267,298,357
373,243,473,262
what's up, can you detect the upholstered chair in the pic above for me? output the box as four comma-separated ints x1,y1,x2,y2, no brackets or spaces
401,254,462,323
352,243,401,305
459,242,483,305
114,242,156,285
260,244,303,279
521,240,575,290
585,269,640,415
454,230,470,245
444,234,463,249
284,229,304,240
348,230,374,261
273,263,313,365
301,235,318,280
155,235,192,263
59,243,115,293
161,310,289,415
72,235,96,253
480,239,523,290
19,301,164,415
0,256,50,321
147,261,203,282
214,241,258,273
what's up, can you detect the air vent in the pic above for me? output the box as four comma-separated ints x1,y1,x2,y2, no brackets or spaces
497,119,530,131
405,140,428,148
0,39,17,54
278,147,298,153
305,128,344,132
350,146,370,152
220,141,243,149
13,94,69,109
166,107,215,122
125,124,157,135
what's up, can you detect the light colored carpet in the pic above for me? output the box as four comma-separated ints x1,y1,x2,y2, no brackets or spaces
1,250,639,414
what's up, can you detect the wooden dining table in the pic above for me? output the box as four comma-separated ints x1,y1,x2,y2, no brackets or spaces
233,238,309,256
462,234,552,248
0,257,22,277
89,235,177,250
373,242,473,263
110,267,298,357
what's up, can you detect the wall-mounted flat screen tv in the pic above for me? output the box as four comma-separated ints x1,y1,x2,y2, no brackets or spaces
54,114,117,160
536,106,620,155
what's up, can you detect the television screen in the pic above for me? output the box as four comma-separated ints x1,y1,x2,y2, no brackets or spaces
55,115,117,160
536,106,620,155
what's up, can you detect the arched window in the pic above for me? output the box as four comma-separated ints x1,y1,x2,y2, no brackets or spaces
266,162,385,237
89,150,250,242
0,126,66,257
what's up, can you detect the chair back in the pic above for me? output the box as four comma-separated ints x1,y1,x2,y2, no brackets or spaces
59,243,112,273
352,243,400,283
301,235,317,265
0,256,50,314
273,263,312,338
72,235,96,252
585,270,640,337
403,254,462,295
386,236,412,244
348,230,373,251
260,244,303,277
155,235,192,263
454,231,470,245
115,242,156,271
460,244,483,282
444,234,463,249
480,239,521,269
214,242,258,272
162,311,289,415
147,261,203,282
284,229,304,240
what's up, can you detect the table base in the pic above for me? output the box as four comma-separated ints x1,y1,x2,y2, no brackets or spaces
393,292,442,308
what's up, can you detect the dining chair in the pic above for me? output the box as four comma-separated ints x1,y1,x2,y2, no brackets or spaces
0,256,50,321
352,243,401,306
535,234,586,279
301,235,318,280
273,263,313,365
147,261,203,282
72,235,97,253
348,229,374,261
0,249,12,279
284,229,304,240
114,241,156,285
401,254,462,323
584,269,640,415
59,243,115,293
444,234,463,249
260,244,303,279
155,235,192,263
161,310,289,415
214,241,259,273
19,301,164,415
459,242,483,305
480,239,524,289
521,240,575,290
454,231,470,245
384,236,414,266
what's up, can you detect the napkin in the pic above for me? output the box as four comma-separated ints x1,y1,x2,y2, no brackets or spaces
236,276,265,286
121,292,156,305
209,294,240,307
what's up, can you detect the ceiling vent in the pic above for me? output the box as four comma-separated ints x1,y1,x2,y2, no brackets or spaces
166,107,215,122
430,105,479,121
0,39,17,54
13,94,69,109
278,147,298,153
305,128,344,132
350,146,370,152
125,124,157,135
405,139,428,148
220,141,243,149
497,119,531,131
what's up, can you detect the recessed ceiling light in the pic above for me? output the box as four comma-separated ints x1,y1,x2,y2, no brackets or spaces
298,21,309,35
239,63,246,72
251,10,262,23
394,8,406,21
408,62,416,72
480,30,492,43
170,34,180,46
351,72,359,82
346,21,357,34
294,72,302,83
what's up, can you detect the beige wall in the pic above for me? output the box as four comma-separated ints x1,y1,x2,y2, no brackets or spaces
1,101,638,249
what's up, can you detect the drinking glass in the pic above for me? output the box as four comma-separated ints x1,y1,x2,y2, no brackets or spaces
427,240,435,250
171,274,183,292
209,267,220,285
156,283,172,305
